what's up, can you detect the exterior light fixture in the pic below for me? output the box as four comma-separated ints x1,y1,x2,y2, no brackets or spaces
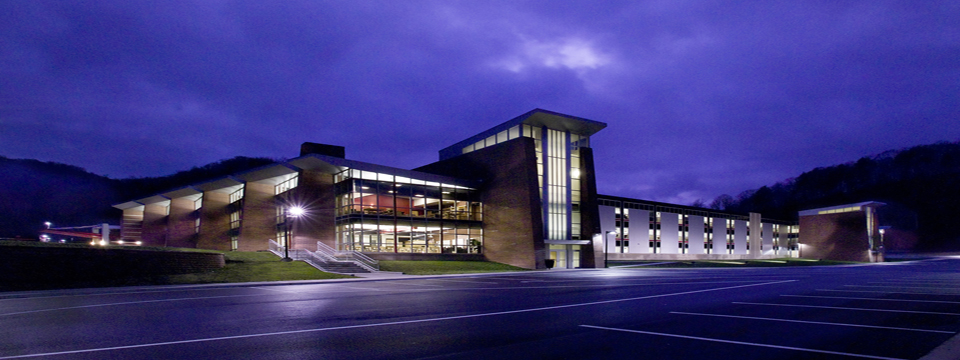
44,222,52,229
282,206,306,262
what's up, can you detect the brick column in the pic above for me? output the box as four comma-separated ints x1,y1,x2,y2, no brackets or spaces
141,203,168,247
167,197,198,248
238,182,275,251
120,208,144,242
293,169,337,250
197,191,230,251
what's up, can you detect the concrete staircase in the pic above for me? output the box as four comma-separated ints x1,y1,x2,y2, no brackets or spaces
268,240,378,274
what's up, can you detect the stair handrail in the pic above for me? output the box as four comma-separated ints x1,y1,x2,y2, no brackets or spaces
317,241,379,271
268,239,283,256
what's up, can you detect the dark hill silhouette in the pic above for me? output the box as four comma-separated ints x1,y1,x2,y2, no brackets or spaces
0,156,275,238
709,141,960,251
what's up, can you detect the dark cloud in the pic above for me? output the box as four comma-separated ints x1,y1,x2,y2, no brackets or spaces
2,0,958,203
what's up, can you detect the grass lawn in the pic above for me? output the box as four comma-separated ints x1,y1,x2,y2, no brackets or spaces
160,251,353,284
608,258,858,268
0,249,351,292
379,260,528,275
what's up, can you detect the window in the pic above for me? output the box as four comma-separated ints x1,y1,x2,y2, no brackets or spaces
275,175,299,195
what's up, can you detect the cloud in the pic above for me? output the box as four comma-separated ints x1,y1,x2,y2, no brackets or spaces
493,36,611,73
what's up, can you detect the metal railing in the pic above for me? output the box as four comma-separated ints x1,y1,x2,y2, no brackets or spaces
317,241,380,272
268,239,283,257
269,239,378,273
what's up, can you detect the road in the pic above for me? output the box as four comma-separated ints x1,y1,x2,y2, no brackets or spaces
2,258,960,359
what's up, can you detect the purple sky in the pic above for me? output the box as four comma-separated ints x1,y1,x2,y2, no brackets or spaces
2,1,959,205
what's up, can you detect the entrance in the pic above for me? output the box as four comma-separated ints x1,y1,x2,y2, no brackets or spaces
548,244,581,269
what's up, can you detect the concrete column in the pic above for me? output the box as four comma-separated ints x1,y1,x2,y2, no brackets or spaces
733,219,748,255
712,217,727,254
237,182,275,251
659,212,679,254
749,212,762,257
687,215,705,254
197,191,230,251
141,203,169,247
167,197,198,248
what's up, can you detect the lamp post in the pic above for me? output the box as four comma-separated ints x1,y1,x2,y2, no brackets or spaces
282,206,305,262
605,230,616,268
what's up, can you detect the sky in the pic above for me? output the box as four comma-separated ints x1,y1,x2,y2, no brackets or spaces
2,1,959,205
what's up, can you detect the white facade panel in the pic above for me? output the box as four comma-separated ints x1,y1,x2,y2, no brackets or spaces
660,212,679,254
712,217,727,254
629,210,650,254
687,215,705,254
598,205,617,253
762,223,774,254
733,219,748,254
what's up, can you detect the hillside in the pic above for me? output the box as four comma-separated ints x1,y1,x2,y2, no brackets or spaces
710,141,960,251
0,156,275,238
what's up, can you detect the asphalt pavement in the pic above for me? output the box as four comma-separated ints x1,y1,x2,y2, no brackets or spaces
3,258,960,359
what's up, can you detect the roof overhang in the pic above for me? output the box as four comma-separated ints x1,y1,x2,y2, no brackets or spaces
798,201,886,217
439,108,607,160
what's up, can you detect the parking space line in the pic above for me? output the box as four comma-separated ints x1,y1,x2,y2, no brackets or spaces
847,285,960,291
579,325,906,360
670,311,954,334
782,295,960,304
0,280,797,359
818,289,960,296
733,302,960,315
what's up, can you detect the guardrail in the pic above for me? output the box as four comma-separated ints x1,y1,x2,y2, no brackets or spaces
317,241,379,272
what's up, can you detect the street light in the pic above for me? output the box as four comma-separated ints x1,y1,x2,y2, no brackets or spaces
44,222,51,229
282,206,305,262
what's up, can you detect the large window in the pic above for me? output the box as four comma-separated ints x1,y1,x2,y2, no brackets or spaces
333,169,482,254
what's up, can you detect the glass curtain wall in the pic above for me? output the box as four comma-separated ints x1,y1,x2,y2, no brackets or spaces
334,169,482,254
459,123,591,241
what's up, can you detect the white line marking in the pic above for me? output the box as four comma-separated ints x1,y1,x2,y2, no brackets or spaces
670,311,954,334
0,293,271,317
423,279,500,284
818,289,960,296
578,325,907,360
0,280,796,359
782,295,960,305
732,302,960,315
846,285,960,290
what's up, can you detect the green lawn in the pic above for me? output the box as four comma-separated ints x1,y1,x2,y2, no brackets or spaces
378,260,528,275
608,258,858,268
0,248,351,291
160,251,353,284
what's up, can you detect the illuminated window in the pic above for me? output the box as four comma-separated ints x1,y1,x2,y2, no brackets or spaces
275,175,299,195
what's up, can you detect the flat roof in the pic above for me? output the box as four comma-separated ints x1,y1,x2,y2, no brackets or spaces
439,109,607,160
289,154,479,189
798,201,886,217
597,194,795,224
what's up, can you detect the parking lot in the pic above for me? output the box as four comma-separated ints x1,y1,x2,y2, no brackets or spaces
2,258,959,359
